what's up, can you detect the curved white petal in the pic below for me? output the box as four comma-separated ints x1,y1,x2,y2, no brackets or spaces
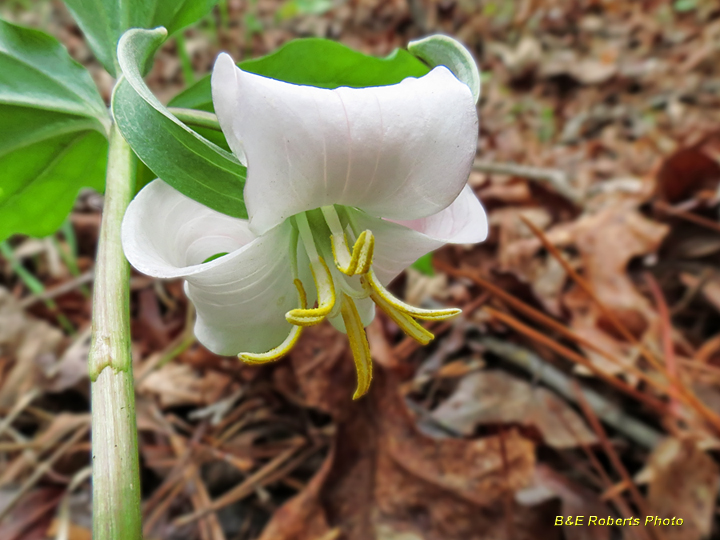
121,179,303,355
211,54,478,235
392,185,488,244
347,186,488,285
211,54,247,165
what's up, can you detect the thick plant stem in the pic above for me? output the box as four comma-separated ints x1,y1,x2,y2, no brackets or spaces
90,123,141,540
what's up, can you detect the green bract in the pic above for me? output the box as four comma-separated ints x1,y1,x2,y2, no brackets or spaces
409,34,481,104
0,20,109,243
168,37,430,112
112,28,248,218
63,0,218,76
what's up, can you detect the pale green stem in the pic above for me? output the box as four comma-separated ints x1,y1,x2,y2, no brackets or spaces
168,107,222,131
89,123,141,540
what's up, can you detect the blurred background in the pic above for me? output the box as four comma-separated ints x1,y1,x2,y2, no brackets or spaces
1,0,720,539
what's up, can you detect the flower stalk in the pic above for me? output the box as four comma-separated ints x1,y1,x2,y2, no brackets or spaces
89,122,141,540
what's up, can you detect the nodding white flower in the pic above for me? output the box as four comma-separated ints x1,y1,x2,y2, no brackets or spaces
121,52,488,399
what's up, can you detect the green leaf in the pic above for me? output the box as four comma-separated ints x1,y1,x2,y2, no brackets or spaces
202,252,228,263
62,0,218,76
0,19,110,242
673,0,697,11
112,27,247,218
169,37,430,112
411,253,435,276
408,35,481,104
277,0,333,20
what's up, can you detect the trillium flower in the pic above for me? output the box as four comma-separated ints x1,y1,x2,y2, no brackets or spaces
121,51,488,399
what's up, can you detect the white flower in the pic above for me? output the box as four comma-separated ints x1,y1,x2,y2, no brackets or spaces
121,52,488,399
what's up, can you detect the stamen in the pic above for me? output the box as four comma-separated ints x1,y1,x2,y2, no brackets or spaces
362,270,461,321
340,293,373,400
322,205,374,275
290,213,337,326
366,285,434,345
286,257,335,326
239,279,307,364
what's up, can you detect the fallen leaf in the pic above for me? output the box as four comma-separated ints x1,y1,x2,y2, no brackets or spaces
562,196,669,376
138,363,231,408
432,370,598,449
0,288,64,408
656,147,720,204
639,437,719,540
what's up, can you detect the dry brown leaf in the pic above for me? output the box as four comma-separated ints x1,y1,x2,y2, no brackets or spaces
563,197,669,376
517,465,612,540
0,288,64,408
138,363,231,408
639,437,720,540
432,370,597,449
656,147,720,204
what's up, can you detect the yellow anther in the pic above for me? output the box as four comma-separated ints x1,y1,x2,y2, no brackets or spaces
366,284,434,345
340,293,373,400
330,229,374,275
286,257,336,326
239,279,307,364
363,270,461,321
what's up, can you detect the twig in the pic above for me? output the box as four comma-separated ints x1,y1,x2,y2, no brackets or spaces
173,442,319,527
573,384,666,540
0,388,40,440
484,306,666,412
473,159,581,203
19,270,94,309
0,424,89,522
476,337,662,450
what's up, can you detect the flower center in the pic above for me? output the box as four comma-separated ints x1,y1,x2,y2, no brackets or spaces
237,205,461,399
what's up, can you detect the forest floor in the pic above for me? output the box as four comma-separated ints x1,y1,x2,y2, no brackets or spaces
1,1,720,539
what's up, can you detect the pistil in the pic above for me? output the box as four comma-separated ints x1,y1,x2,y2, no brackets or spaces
340,293,372,399
321,205,374,276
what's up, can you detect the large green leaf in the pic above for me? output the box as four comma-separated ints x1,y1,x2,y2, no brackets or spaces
63,0,218,76
169,37,430,112
112,27,247,218
0,19,110,242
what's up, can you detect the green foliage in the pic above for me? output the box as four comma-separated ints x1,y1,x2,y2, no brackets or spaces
169,37,430,112
411,252,435,276
112,28,248,218
202,252,228,263
62,0,218,76
0,19,109,243
277,0,333,20
673,0,698,12
408,35,481,104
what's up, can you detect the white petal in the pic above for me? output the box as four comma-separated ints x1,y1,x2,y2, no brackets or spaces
211,56,478,235
392,185,488,244
211,54,247,165
121,179,303,355
347,186,488,285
